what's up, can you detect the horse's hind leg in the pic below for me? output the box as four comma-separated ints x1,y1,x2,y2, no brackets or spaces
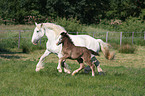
72,58,85,76
97,64,102,72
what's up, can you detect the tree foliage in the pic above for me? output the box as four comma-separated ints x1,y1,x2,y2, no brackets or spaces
0,0,144,24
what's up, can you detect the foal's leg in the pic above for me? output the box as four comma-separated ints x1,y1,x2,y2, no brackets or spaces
86,60,95,76
57,54,71,73
36,50,51,72
85,56,104,75
72,59,85,76
61,60,71,74
57,55,71,74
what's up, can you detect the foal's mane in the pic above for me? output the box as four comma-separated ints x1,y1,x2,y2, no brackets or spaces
61,32,74,45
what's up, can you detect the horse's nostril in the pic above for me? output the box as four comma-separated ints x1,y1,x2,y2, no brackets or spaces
33,43,37,45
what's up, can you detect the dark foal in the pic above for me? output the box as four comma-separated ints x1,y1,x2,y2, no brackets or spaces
56,32,100,76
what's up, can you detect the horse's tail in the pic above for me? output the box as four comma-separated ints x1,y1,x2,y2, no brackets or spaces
89,49,100,56
97,39,115,60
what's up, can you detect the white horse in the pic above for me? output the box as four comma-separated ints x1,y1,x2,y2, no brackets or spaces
31,22,114,74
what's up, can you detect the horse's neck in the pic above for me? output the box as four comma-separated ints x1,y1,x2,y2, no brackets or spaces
45,29,57,42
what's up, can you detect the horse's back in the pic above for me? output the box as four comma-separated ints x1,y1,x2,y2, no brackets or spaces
70,34,100,52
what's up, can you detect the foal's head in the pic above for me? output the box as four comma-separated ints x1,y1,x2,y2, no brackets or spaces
56,32,74,45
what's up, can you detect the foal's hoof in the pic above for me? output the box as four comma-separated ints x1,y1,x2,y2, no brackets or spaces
72,73,75,76
72,72,76,76
57,69,62,73
98,72,105,75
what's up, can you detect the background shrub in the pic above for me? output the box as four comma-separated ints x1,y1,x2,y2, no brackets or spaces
118,44,136,54
53,17,83,34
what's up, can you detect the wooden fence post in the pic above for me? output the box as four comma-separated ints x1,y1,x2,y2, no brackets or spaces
106,32,108,42
120,32,122,46
77,32,78,35
18,31,21,49
132,32,134,44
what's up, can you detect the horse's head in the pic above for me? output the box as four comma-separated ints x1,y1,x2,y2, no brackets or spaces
31,22,45,45
56,32,68,45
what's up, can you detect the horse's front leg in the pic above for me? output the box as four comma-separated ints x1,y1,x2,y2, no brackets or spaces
36,50,51,72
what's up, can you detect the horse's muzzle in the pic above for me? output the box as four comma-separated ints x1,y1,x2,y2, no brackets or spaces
33,43,37,45
32,40,38,45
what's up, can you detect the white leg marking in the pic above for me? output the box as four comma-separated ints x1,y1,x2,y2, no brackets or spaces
97,64,103,72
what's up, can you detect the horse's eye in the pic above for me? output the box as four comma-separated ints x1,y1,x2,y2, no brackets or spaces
37,31,39,33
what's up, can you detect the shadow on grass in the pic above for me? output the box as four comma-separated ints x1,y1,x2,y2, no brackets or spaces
0,48,22,59
0,54,21,59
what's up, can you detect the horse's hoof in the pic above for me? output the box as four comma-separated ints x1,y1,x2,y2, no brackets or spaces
35,67,44,72
84,66,91,74
99,72,105,75
64,68,71,74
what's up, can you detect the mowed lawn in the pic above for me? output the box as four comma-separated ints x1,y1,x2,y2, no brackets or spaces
0,46,145,96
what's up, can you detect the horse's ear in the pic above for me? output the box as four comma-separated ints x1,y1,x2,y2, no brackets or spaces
35,22,37,26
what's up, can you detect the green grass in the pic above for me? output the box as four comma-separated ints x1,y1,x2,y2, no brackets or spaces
0,46,145,96
0,59,144,96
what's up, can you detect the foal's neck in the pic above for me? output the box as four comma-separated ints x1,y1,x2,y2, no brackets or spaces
62,37,75,47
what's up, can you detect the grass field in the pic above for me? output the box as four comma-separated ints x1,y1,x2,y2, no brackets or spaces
0,46,145,96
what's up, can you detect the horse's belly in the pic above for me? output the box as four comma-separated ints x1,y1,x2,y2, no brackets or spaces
70,51,82,60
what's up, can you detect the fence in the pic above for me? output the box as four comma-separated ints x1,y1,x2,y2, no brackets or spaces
0,30,145,49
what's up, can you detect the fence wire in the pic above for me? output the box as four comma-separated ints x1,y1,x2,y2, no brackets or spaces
0,30,145,49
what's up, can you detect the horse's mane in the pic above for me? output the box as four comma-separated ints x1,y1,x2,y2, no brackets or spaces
42,23,67,37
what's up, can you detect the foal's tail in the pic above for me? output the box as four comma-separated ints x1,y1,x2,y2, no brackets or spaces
89,49,100,56
97,39,115,60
